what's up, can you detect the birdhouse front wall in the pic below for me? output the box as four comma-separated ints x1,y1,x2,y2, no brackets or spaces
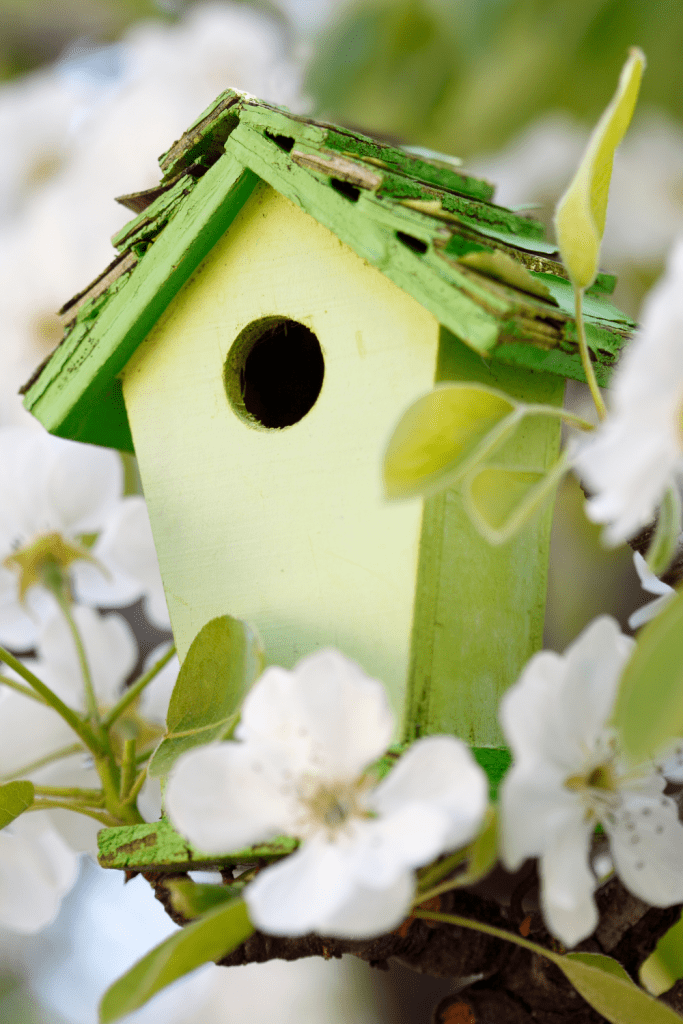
121,181,441,720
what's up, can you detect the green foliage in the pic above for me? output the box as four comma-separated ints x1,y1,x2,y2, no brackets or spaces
149,615,264,779
165,878,240,921
640,913,683,997
554,47,645,291
555,951,683,1023
307,0,683,157
646,485,682,576
464,451,570,544
0,781,34,829
99,897,253,1022
383,383,518,500
613,588,683,761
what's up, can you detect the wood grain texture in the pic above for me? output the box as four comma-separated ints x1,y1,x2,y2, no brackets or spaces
122,181,441,721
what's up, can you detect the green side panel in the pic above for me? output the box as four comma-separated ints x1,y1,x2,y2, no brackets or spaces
24,157,259,449
405,329,564,747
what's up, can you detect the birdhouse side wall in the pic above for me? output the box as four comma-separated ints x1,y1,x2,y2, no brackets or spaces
121,181,441,722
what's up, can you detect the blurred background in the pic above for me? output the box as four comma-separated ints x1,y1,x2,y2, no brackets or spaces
2,0,683,1019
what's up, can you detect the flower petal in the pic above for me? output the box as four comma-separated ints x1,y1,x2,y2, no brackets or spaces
350,804,454,887
499,761,582,870
371,736,487,849
607,792,683,906
239,650,394,780
0,812,79,933
539,816,598,947
165,743,295,853
0,684,74,778
316,870,415,938
244,839,356,937
46,438,122,534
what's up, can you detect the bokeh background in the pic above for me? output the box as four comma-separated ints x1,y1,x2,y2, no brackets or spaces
2,0,683,1019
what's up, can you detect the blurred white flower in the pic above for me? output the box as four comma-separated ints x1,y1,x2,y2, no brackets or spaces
166,649,487,939
574,238,683,544
628,551,676,629
0,2,308,426
500,616,683,947
1,607,175,857
0,813,78,934
0,426,162,647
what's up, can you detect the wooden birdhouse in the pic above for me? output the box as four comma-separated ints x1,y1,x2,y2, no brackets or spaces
23,90,632,748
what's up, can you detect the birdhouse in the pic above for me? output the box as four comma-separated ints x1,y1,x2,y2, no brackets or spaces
23,90,632,748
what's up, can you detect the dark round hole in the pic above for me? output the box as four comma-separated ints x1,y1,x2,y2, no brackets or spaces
225,318,325,429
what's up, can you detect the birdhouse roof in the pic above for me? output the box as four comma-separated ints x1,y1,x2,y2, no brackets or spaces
22,89,633,453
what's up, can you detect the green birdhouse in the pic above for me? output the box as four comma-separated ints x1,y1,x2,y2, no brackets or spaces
22,90,632,748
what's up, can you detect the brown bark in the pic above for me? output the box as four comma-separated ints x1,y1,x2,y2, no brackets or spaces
142,865,682,1023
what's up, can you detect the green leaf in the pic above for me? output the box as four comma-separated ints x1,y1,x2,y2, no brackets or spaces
383,383,519,500
552,950,683,1024
463,450,569,544
99,897,254,1023
165,879,240,921
554,47,645,290
646,485,682,577
454,806,498,888
149,616,264,778
640,913,683,997
613,588,683,761
0,781,34,828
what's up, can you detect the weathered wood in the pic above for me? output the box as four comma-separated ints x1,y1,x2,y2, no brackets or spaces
23,155,259,451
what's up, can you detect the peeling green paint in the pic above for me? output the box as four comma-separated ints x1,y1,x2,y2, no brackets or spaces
23,87,631,452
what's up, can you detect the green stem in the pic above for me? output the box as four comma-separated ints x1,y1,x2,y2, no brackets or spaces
523,404,595,432
28,800,120,827
412,908,552,960
416,849,470,893
33,785,105,804
0,645,102,755
0,673,49,704
122,763,149,807
102,644,176,729
0,742,86,783
119,739,136,801
574,287,607,422
49,579,100,727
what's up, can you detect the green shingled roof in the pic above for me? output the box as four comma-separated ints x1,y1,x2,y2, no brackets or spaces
22,89,633,453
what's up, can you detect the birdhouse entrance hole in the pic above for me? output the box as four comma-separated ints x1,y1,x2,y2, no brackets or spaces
224,317,325,429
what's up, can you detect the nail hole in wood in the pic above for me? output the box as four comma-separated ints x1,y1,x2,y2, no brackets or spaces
330,178,361,202
266,133,295,153
225,318,325,429
396,231,428,254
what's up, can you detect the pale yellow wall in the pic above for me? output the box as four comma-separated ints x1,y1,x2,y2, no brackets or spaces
121,181,440,721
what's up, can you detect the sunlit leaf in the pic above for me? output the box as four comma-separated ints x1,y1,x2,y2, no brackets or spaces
613,588,683,761
149,616,264,778
99,897,253,1023
640,913,683,997
553,950,682,1023
554,47,645,289
0,781,34,828
646,485,682,577
383,383,519,500
463,451,569,544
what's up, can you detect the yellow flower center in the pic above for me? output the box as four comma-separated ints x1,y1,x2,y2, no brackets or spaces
4,532,104,601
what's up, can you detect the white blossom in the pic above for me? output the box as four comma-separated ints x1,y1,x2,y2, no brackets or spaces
0,426,156,647
499,616,683,947
628,551,675,629
0,607,174,856
166,649,488,939
574,238,683,545
0,813,78,934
